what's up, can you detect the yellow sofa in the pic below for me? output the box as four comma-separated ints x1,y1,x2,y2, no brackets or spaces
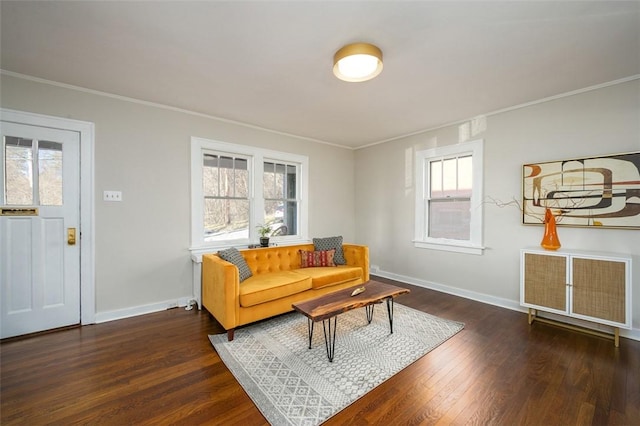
202,243,369,340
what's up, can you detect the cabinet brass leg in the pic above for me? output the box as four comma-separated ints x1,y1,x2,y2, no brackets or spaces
615,328,619,348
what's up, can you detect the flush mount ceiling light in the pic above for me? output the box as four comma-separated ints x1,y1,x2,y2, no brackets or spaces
333,42,383,82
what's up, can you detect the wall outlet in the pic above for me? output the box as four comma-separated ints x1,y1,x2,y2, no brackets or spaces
103,190,122,202
370,264,380,273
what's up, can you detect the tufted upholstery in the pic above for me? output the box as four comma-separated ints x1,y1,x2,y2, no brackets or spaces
242,244,314,274
202,243,369,340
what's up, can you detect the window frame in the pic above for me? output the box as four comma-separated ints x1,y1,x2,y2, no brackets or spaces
262,159,298,237
202,151,251,244
190,137,309,250
414,139,484,255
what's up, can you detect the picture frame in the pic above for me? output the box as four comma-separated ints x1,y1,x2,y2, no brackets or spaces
522,151,640,229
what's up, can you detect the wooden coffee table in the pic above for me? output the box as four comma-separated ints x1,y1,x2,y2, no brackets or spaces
292,280,410,362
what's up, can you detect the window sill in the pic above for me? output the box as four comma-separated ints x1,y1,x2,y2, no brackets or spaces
413,239,485,255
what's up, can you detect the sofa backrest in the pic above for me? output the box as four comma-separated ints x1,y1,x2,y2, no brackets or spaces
240,244,315,275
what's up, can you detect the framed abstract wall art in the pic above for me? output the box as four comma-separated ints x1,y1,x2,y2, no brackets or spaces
522,151,640,228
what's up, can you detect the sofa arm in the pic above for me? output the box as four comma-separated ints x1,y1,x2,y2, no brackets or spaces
202,254,240,331
343,244,370,282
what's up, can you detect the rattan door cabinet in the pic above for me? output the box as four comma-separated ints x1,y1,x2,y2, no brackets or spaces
520,248,632,347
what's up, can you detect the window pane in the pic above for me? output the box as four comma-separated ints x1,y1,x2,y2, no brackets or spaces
203,154,220,197
264,199,282,223
286,165,297,198
204,199,250,241
38,141,63,206
442,158,457,192
264,161,289,199
4,136,34,205
204,154,249,199
458,155,473,198
275,163,286,199
429,160,442,198
285,200,297,235
263,162,276,199
219,156,235,197
432,156,473,199
265,199,286,236
428,199,470,240
234,158,248,198
270,221,288,236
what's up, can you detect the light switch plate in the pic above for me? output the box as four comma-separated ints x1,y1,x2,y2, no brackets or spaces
103,190,122,202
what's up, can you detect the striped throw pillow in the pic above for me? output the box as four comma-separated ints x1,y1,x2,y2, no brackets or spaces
299,249,336,268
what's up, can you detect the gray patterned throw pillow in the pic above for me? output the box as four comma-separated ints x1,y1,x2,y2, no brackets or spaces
218,247,253,282
313,236,346,265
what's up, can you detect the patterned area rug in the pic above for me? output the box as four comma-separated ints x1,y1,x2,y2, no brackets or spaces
209,303,464,425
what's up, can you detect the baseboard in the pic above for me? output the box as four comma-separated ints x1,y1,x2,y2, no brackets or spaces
374,270,523,312
373,269,640,343
94,296,195,324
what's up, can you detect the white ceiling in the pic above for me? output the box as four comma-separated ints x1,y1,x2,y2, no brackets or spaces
1,1,639,149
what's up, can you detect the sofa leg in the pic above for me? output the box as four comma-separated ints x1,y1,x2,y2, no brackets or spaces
227,329,235,341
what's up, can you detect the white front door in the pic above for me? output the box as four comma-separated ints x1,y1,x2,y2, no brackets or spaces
0,121,81,338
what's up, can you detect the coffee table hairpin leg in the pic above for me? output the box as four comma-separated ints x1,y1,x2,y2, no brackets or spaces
365,304,375,324
386,297,395,333
365,299,395,333
306,318,314,349
322,317,338,362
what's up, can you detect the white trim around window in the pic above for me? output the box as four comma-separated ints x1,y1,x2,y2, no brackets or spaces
190,137,309,250
414,139,484,255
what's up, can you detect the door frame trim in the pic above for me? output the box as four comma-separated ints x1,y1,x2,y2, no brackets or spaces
1,108,95,324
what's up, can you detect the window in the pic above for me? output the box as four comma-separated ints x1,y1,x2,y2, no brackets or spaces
203,154,249,242
414,139,483,254
191,137,308,249
263,161,297,236
4,136,63,206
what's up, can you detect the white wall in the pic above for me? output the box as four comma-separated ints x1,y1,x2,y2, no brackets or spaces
0,74,357,317
3,73,639,338
355,79,640,337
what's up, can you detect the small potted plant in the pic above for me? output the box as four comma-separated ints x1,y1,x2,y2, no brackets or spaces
256,223,272,247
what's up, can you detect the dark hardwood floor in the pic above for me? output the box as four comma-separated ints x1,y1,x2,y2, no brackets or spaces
2,278,639,425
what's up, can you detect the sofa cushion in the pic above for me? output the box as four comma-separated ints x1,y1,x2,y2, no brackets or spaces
218,247,253,282
299,249,336,268
313,236,345,265
297,266,363,289
239,271,312,307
